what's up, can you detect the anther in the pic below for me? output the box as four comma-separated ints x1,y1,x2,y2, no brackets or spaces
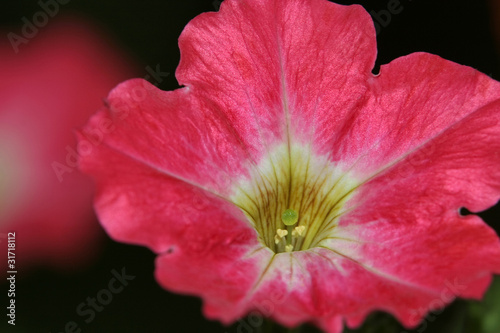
281,209,299,251
292,225,306,237
274,229,288,244
276,229,288,238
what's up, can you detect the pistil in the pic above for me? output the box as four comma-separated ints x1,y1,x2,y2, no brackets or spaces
281,208,298,250
231,144,359,253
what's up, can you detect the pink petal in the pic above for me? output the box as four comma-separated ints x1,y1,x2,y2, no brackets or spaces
81,79,250,196
318,214,500,328
0,18,136,270
79,134,253,253
80,137,275,321
177,0,375,156
78,0,500,331
327,53,500,182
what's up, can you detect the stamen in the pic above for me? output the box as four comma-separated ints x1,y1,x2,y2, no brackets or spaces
276,229,288,238
292,225,306,237
274,234,281,245
231,144,359,254
281,209,299,251
274,229,288,245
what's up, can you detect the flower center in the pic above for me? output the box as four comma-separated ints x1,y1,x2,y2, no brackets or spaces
231,144,360,253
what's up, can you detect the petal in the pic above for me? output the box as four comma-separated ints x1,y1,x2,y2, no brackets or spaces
325,212,500,328
177,0,376,154
351,101,500,225
229,248,440,332
231,212,499,332
333,211,500,326
0,18,135,269
292,66,500,329
88,0,376,195
156,245,273,324
81,80,251,196
328,53,500,177
79,132,252,253
82,0,376,196
80,134,278,320
326,95,500,326
78,0,500,331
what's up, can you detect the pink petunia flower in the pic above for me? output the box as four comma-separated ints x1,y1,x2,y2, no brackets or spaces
0,18,136,270
78,0,500,332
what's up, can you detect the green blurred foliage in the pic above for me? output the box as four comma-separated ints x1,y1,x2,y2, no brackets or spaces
466,276,500,333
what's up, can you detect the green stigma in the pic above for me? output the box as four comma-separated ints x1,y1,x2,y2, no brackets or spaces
281,209,299,226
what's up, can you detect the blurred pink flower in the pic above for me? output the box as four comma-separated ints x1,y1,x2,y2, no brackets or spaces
79,0,500,331
0,18,136,270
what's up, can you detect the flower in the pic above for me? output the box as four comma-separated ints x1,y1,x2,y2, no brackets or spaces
78,0,500,331
0,18,136,270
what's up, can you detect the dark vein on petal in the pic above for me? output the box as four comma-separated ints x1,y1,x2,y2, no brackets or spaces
245,253,277,298
100,141,232,204
242,245,269,260
317,245,441,296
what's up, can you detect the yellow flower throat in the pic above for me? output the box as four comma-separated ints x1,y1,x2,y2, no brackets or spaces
232,144,360,253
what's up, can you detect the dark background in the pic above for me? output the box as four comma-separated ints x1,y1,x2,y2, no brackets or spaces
1,0,499,332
